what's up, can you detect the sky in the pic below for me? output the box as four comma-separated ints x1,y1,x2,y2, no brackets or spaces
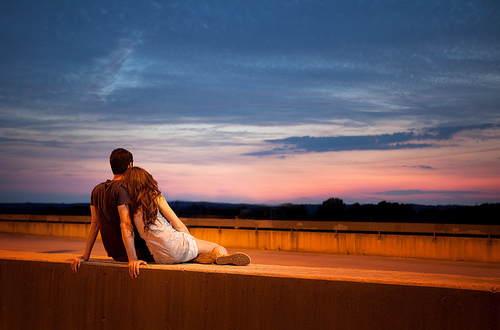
1,0,499,206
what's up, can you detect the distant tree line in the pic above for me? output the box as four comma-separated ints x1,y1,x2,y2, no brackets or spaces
0,198,498,225
311,198,499,225
0,203,90,216
233,198,499,225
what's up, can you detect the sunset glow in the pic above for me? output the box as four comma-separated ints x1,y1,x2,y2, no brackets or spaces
1,1,499,206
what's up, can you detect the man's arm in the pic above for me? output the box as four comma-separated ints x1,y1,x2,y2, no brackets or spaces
118,204,146,279
158,195,190,234
71,205,99,273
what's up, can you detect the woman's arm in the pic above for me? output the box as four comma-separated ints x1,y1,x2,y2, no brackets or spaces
118,204,147,279
158,195,190,234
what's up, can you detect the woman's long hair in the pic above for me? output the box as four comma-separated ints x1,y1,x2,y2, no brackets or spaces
121,166,162,233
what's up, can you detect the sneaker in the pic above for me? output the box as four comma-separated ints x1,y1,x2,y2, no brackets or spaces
192,252,217,264
216,252,251,266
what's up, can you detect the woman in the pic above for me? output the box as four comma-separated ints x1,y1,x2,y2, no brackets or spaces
121,166,250,276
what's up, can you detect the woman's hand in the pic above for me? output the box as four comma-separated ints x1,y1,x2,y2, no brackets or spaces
128,259,147,279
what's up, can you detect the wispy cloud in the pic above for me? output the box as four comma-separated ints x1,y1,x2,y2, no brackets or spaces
404,165,435,170
377,190,481,196
245,124,498,156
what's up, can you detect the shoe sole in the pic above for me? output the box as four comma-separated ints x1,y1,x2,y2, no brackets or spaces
216,252,251,266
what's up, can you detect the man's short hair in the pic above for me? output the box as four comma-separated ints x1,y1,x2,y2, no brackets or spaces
109,148,133,175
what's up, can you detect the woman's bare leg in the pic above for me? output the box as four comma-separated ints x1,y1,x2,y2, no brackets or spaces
195,238,227,256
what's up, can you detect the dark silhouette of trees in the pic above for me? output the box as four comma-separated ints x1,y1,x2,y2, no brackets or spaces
1,200,498,224
275,203,309,220
343,203,375,221
314,198,346,220
372,201,416,222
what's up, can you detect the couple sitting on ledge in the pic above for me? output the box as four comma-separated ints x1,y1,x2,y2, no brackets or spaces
71,148,250,278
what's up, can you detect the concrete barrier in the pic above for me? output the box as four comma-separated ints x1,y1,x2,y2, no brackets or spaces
191,228,499,263
0,220,96,239
1,215,499,262
0,250,499,330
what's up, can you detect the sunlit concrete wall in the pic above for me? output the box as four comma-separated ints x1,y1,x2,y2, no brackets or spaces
0,218,498,262
1,252,499,330
191,228,498,262
0,221,97,239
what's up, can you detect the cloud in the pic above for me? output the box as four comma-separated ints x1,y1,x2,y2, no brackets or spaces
245,124,498,156
1,0,499,128
376,189,481,196
404,165,435,170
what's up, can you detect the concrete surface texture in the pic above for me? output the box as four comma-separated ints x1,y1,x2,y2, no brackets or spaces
1,232,500,329
1,250,499,330
1,230,500,328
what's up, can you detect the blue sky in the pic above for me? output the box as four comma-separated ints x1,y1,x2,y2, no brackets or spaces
1,0,499,205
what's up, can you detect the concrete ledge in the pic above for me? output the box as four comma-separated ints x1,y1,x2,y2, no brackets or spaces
1,251,499,330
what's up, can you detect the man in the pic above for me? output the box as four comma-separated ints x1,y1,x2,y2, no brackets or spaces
71,148,154,273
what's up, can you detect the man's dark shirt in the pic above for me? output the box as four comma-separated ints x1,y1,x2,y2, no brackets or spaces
91,180,153,262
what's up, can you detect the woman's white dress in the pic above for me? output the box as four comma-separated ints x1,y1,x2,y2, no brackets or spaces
134,211,198,264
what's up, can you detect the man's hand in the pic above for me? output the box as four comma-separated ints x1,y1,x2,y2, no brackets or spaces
71,256,85,273
128,260,147,279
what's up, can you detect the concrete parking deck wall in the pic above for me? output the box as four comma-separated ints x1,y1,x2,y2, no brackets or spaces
0,215,498,262
190,227,499,262
0,251,499,330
